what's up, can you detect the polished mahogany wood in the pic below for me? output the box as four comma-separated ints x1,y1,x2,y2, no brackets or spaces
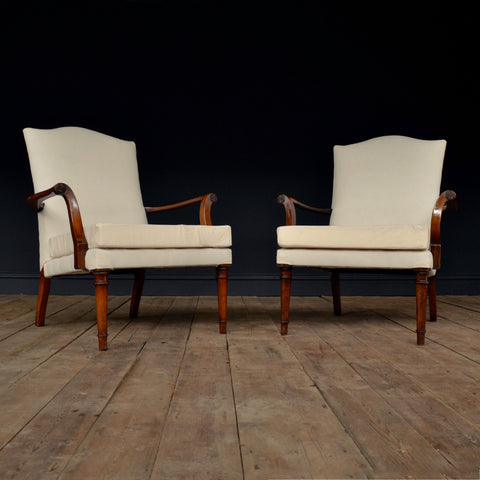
277,189,457,345
277,194,332,226
216,265,229,334
431,190,457,269
199,193,217,226
145,193,217,226
94,271,109,351
28,184,226,350
27,183,88,270
36,268,51,327
415,270,429,345
280,265,292,335
130,269,146,319
277,195,332,334
277,195,297,226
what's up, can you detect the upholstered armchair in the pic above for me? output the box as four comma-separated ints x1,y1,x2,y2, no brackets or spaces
277,135,457,345
25,127,232,350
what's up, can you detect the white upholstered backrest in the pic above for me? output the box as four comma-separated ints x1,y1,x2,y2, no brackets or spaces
330,135,446,227
24,127,148,268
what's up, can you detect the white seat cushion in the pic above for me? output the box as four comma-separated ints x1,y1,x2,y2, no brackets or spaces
277,225,430,250
43,248,232,277
50,224,232,259
277,248,433,270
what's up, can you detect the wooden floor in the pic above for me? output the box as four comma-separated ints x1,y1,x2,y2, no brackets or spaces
0,294,479,479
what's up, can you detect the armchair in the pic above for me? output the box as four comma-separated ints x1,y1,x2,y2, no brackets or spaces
277,135,456,345
25,127,232,350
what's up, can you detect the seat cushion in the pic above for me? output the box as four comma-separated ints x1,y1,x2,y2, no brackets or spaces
277,248,433,270
43,248,232,277
49,223,232,259
277,225,430,250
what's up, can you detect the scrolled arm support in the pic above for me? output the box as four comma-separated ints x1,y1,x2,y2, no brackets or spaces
277,194,332,226
430,190,457,269
27,183,88,270
145,193,218,225
277,194,297,225
199,193,217,226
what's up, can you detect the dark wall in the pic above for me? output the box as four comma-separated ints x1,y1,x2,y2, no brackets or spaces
1,2,478,295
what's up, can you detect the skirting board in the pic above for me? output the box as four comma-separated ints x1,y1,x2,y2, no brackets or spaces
1,272,479,296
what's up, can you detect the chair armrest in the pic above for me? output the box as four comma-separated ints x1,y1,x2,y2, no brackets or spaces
27,183,88,270
277,194,332,226
145,193,217,226
430,190,457,269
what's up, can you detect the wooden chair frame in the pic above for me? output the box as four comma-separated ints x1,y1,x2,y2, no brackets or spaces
277,190,457,345
27,183,229,350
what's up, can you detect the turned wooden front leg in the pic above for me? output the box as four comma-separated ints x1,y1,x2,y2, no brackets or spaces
216,265,228,334
36,268,51,327
280,265,292,335
415,270,429,345
94,271,109,351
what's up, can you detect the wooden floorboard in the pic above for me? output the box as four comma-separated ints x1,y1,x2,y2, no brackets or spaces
0,294,479,479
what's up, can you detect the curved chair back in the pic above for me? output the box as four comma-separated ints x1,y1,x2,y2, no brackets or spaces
330,135,446,226
24,127,148,269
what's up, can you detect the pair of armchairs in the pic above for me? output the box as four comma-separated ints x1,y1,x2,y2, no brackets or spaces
24,127,456,350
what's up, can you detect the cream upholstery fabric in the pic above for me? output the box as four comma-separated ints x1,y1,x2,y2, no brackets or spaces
277,248,433,270
277,225,429,250
25,126,232,277
278,136,446,272
49,223,232,258
24,127,147,268
43,248,233,278
330,136,446,226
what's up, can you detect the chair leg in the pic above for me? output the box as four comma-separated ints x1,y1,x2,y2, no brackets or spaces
216,265,228,334
280,265,292,335
330,270,341,316
415,270,429,345
428,275,437,322
36,268,51,327
129,269,145,319
94,271,109,351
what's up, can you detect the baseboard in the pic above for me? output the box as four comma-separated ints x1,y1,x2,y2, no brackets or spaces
1,271,479,296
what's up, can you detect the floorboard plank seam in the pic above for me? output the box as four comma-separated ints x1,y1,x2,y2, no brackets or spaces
56,298,180,478
273,310,379,474
437,299,480,313
145,297,197,479
226,336,246,480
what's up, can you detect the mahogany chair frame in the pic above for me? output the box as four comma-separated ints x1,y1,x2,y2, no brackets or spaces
277,190,457,345
27,183,229,350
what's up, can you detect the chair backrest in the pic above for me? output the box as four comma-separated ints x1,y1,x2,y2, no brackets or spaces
330,135,446,227
24,126,148,268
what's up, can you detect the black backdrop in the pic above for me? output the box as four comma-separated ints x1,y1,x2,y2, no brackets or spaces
1,2,478,295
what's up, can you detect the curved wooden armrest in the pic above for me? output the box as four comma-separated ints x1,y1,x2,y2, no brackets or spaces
277,194,331,226
27,183,88,270
430,190,457,269
145,193,217,225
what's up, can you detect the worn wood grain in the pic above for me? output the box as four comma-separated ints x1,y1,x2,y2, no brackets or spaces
260,297,463,478
0,295,479,480
151,296,243,480
58,296,187,480
0,295,38,314
0,296,129,387
440,295,480,311
283,296,480,478
0,295,85,341
229,296,373,479
0,296,175,479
